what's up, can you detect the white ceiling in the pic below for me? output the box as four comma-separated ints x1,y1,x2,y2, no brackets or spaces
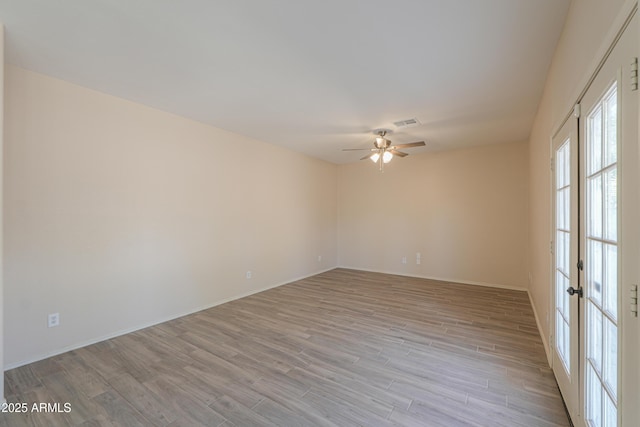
0,0,570,164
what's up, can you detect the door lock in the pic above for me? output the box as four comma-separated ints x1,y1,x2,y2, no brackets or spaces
567,286,583,297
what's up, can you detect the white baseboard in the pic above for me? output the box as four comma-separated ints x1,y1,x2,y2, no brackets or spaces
4,266,337,371
527,289,551,367
337,265,527,291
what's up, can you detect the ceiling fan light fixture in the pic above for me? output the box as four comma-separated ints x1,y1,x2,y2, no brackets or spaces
342,129,423,171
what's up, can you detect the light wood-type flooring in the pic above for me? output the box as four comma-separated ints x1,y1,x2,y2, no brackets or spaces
1,269,570,426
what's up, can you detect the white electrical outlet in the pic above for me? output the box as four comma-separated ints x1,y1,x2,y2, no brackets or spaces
318,255,322,262
402,257,407,264
416,252,421,265
246,271,252,279
48,313,60,328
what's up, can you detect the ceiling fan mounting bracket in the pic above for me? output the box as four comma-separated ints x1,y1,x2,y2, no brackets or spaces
372,128,392,137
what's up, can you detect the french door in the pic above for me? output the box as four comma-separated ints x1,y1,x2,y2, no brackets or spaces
552,111,579,421
551,10,639,427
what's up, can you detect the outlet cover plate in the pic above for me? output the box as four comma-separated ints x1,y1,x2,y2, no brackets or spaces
48,313,60,328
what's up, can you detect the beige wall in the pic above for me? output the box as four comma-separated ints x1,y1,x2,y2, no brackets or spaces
338,142,529,289
3,66,338,368
528,0,630,359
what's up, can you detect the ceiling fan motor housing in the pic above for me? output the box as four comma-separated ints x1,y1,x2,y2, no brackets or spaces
375,136,390,149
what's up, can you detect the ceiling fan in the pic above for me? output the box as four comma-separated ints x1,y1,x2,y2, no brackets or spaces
342,130,426,171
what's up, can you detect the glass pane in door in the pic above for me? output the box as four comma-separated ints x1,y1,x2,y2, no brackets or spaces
585,83,618,427
555,139,571,372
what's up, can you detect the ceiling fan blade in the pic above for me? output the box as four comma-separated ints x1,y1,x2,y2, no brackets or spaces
389,149,408,157
392,141,426,149
342,148,374,151
360,153,375,160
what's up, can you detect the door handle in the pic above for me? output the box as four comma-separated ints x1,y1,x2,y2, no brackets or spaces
567,286,583,297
